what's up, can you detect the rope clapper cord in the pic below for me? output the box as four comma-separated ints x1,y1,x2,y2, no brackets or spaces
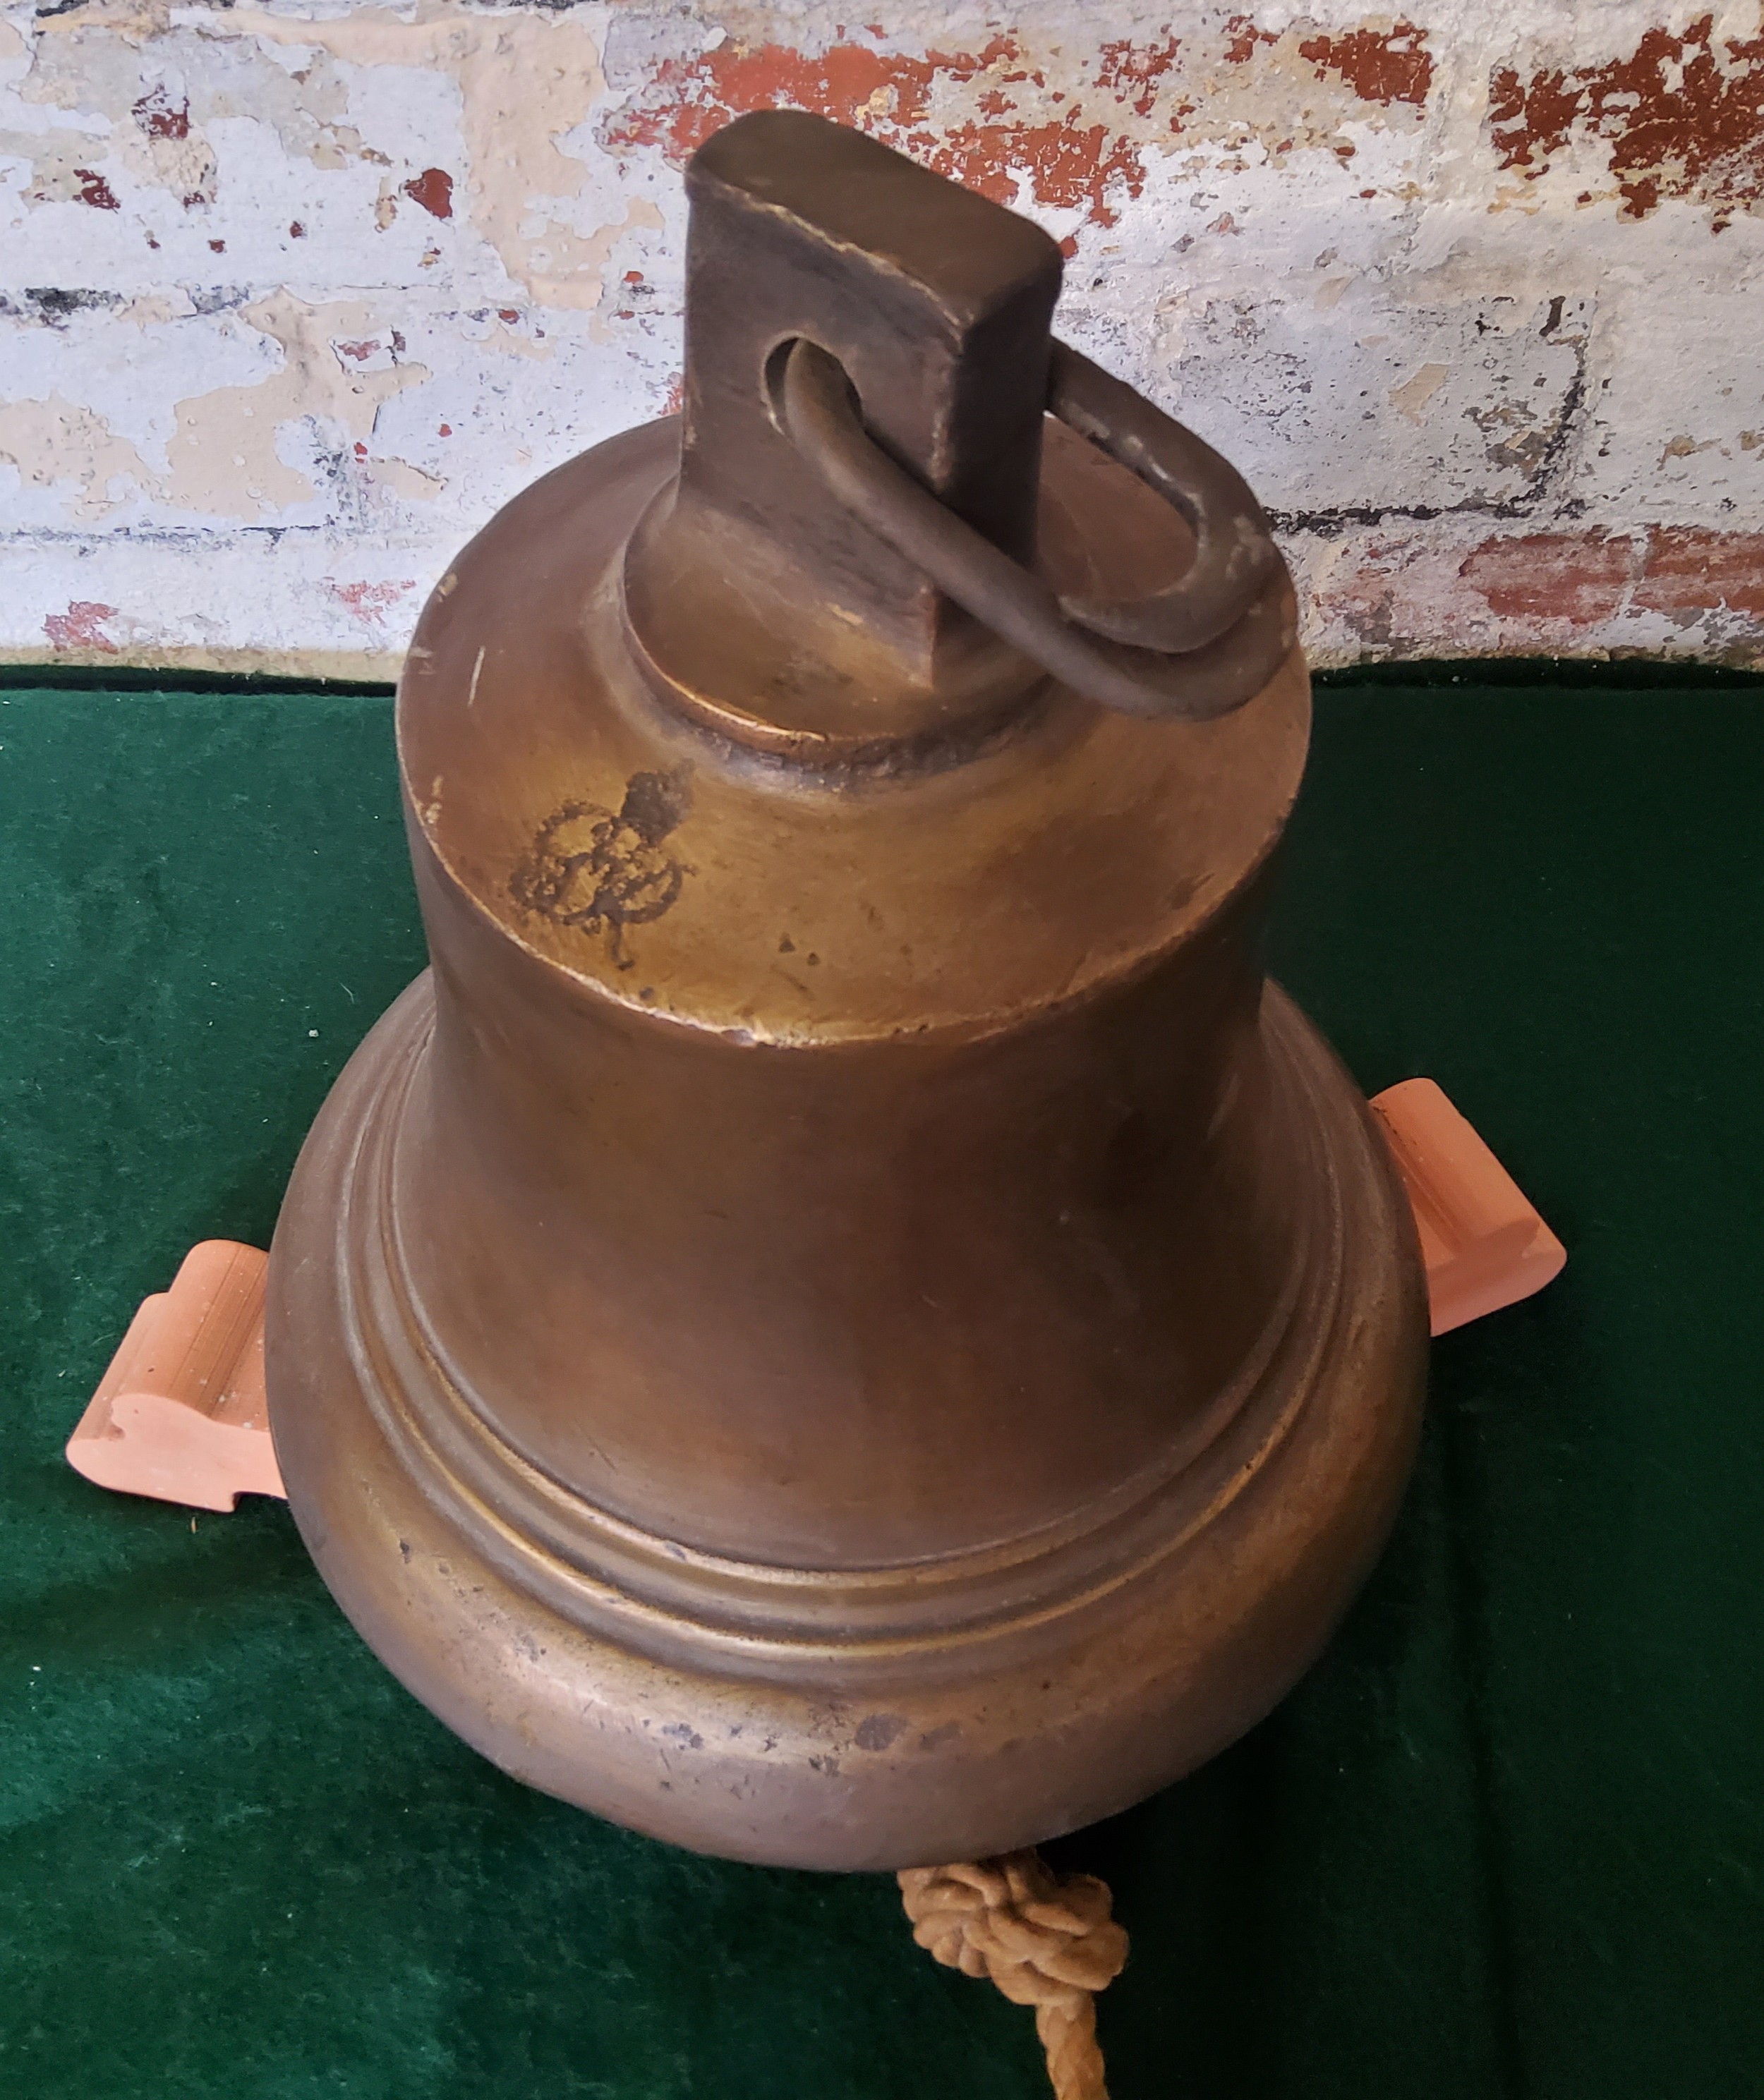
898,1851,1129,2100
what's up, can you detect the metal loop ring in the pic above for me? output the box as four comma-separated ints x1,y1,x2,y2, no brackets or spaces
775,336,1297,722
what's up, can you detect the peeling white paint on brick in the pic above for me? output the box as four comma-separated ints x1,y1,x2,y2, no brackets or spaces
3,0,1763,676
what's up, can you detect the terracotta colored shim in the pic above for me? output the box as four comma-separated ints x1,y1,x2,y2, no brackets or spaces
1371,1079,1565,1337
66,1241,284,1514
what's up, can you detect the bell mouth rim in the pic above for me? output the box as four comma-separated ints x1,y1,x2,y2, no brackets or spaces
291,971,1366,1676
265,967,1425,1867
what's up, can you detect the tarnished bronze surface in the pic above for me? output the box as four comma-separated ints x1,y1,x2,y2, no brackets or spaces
265,111,1427,1871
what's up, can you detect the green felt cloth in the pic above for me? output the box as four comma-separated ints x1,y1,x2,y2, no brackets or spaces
1,665,1760,2099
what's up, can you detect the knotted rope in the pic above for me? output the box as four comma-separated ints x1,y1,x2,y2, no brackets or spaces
898,1852,1128,2100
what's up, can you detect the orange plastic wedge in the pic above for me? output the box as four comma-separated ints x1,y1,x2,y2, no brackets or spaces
66,1239,284,1512
1370,1078,1566,1337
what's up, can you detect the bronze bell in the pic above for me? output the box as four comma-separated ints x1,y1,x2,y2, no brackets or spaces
265,111,1427,1872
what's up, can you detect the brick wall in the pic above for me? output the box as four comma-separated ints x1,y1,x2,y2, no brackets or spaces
4,0,1761,675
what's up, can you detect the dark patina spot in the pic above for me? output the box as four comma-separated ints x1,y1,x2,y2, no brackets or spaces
854,1712,908,1752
